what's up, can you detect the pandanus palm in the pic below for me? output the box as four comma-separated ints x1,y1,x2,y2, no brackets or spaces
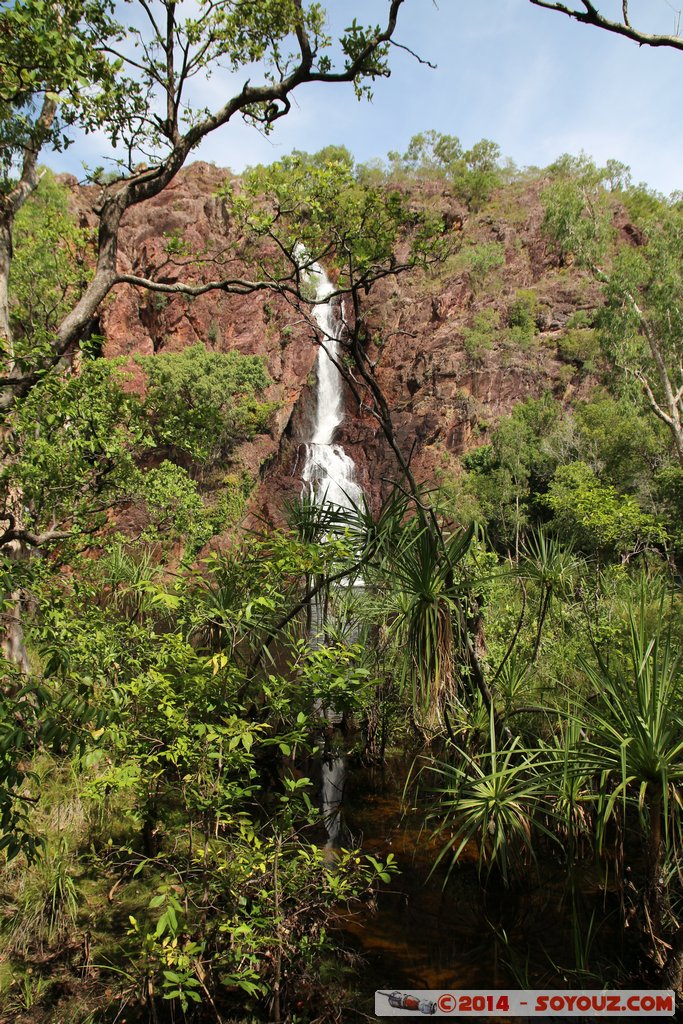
428,714,555,886
420,575,683,994
575,592,683,942
519,528,580,662
375,516,475,725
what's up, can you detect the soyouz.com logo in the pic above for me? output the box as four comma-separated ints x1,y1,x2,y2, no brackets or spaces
375,989,676,1017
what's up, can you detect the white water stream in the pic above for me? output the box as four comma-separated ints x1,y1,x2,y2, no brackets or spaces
298,256,364,847
300,259,363,514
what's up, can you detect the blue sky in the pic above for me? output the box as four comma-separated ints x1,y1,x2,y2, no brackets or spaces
53,0,683,194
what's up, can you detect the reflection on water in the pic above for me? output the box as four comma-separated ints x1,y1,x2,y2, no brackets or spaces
332,757,630,1023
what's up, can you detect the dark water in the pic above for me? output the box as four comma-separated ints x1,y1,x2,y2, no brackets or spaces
330,756,633,1023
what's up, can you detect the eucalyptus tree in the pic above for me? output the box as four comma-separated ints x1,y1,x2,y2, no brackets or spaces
0,0,408,418
543,163,683,467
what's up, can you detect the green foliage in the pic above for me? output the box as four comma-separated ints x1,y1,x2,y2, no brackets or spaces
464,395,561,551
542,153,618,267
429,720,553,886
0,0,124,183
598,206,683,406
425,583,683,924
623,184,668,222
459,242,505,289
138,343,274,464
360,502,477,727
544,462,665,556
3,359,140,538
462,308,499,365
389,131,503,209
5,516,401,1019
507,289,538,336
577,593,683,851
138,460,224,549
655,465,683,552
1,0,394,189
2,835,78,953
519,528,581,662
1,347,250,564
557,326,601,371
8,171,93,367
0,671,103,861
572,396,662,492
542,160,683,468
291,640,376,717
9,123,683,1013
460,389,674,561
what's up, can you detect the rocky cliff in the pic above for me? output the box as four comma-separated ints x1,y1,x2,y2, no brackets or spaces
60,163,606,521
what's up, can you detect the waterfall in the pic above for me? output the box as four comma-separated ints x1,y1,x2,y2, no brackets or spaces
300,259,363,514
298,255,363,849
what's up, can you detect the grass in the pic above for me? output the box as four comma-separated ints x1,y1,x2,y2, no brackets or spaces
0,752,157,1023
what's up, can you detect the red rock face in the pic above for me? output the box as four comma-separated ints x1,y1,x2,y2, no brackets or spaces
60,163,321,515
333,179,603,511
61,164,606,522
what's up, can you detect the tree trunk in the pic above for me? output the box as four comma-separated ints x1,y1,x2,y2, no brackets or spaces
0,213,29,677
644,783,668,957
0,216,13,366
1,569,30,677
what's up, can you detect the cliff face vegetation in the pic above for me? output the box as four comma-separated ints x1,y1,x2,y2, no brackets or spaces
5,140,683,1024
7,2,683,1020
65,157,605,521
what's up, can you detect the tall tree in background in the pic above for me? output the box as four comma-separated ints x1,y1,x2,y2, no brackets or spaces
542,164,683,466
0,0,407,414
0,0,410,666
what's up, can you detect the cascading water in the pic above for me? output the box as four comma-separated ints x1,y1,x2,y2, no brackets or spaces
298,255,364,848
301,261,363,514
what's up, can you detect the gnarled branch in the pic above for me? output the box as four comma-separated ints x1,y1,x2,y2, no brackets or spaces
529,0,683,50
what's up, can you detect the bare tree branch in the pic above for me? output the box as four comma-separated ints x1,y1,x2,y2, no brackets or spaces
529,0,683,49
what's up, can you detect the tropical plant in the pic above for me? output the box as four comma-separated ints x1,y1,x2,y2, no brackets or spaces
424,582,683,982
576,592,683,937
369,516,475,726
519,529,580,662
428,710,556,886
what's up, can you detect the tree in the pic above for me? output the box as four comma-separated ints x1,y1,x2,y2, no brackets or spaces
0,0,121,367
138,343,276,465
529,0,683,50
542,167,683,467
463,395,561,555
0,1,411,665
544,461,665,558
0,0,408,411
388,130,503,210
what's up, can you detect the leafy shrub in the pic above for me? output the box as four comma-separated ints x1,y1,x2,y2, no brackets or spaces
507,289,539,337
544,462,666,556
557,327,601,369
462,309,500,364
138,343,276,464
460,243,505,288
